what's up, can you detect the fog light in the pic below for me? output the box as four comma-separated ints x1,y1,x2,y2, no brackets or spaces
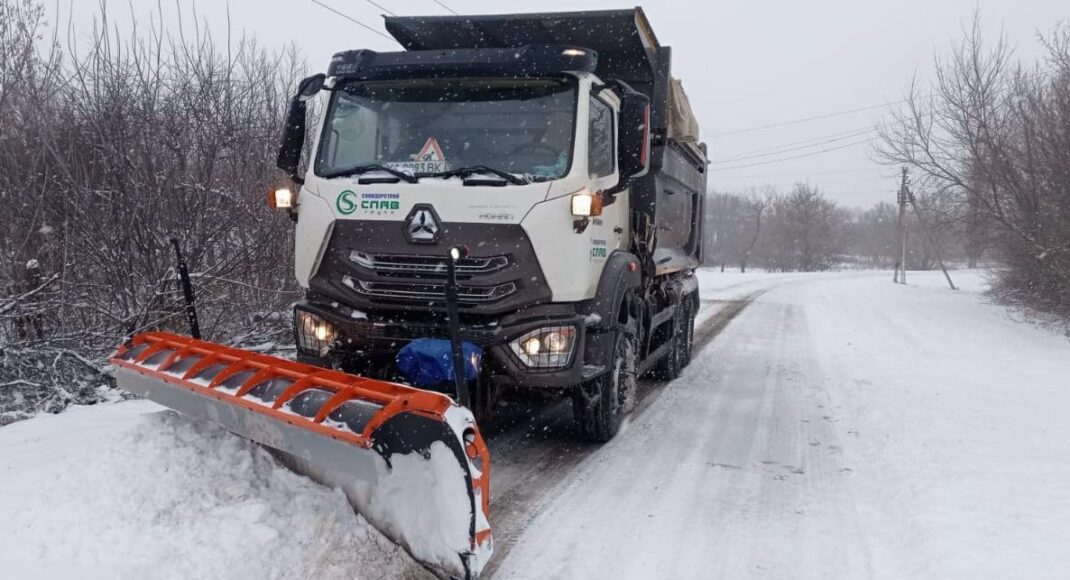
509,325,577,369
295,309,336,355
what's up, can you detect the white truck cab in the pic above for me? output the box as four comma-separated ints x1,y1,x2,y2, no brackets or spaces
294,71,628,303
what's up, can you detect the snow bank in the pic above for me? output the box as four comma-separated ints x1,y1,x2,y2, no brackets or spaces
358,441,472,574
0,401,414,579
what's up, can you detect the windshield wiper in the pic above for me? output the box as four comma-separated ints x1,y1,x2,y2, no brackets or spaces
416,165,528,185
320,164,418,183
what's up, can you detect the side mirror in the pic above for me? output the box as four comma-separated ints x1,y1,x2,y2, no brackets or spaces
608,82,651,195
276,74,326,179
297,73,326,101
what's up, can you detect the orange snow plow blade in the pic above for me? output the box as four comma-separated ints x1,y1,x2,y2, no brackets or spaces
110,331,492,579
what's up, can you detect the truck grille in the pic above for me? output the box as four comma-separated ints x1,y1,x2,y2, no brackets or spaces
310,220,550,315
342,275,517,304
350,251,509,277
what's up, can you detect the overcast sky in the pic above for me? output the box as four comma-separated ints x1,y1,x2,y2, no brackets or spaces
54,0,1068,207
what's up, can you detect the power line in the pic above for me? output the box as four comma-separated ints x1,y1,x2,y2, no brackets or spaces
787,191,896,199
431,0,459,15
717,176,895,187
707,100,906,138
708,187,897,198
365,0,395,16
711,125,875,161
310,0,394,41
707,136,877,172
709,168,882,179
710,127,876,165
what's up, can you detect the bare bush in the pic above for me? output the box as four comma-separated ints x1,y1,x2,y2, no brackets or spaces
0,0,303,422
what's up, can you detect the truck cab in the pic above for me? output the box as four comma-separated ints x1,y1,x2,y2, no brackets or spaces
275,9,707,441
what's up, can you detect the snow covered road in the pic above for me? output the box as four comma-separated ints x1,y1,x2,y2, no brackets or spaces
491,270,1070,579
3,270,1069,579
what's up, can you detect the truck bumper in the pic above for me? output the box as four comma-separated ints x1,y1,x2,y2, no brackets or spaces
294,300,607,390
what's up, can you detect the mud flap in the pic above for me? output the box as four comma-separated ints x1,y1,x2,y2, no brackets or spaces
110,332,492,579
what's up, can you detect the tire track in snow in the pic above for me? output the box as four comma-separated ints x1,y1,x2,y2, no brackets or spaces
488,278,877,578
477,293,761,578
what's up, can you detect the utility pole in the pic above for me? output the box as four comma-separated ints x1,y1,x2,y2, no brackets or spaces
893,167,909,284
904,180,958,291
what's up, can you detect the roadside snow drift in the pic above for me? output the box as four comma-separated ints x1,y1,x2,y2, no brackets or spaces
0,401,413,579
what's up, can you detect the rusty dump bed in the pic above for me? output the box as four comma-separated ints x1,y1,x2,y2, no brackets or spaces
110,331,492,579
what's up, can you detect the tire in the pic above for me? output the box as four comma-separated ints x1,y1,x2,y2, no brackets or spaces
471,372,496,424
651,304,684,381
680,297,696,369
573,330,637,442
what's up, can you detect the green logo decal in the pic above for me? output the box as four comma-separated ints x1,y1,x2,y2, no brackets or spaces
337,190,400,215
590,238,608,260
337,190,358,215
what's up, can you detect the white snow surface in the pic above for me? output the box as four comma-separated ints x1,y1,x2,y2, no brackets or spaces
4,269,1069,579
495,269,1070,579
0,401,412,579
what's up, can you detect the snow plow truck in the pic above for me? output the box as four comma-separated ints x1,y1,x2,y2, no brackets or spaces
110,8,706,579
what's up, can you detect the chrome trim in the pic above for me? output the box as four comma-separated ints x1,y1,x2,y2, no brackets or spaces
349,251,509,275
342,275,517,303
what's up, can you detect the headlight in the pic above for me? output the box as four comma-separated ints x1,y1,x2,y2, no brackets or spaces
295,309,336,355
509,325,577,369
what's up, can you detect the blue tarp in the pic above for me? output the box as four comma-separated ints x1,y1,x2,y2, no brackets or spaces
395,338,482,389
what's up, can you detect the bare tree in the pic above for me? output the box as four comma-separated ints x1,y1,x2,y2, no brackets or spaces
703,187,776,272
876,15,1070,321
739,189,773,273
760,183,843,272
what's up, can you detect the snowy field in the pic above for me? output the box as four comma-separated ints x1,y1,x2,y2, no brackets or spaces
2,269,1069,579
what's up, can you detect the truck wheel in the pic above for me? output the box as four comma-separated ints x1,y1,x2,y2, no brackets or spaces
573,330,636,442
471,373,496,424
651,305,685,381
680,297,696,369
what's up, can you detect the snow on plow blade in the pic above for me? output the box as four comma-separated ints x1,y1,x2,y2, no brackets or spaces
110,332,492,579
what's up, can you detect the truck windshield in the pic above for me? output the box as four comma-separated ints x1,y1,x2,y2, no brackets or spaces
316,78,577,182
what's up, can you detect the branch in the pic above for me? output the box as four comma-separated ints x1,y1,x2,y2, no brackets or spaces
0,273,61,316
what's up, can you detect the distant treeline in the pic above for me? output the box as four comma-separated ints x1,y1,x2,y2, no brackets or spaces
706,17,1070,328
702,184,972,273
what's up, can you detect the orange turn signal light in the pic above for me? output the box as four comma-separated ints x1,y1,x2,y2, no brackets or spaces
571,190,603,217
